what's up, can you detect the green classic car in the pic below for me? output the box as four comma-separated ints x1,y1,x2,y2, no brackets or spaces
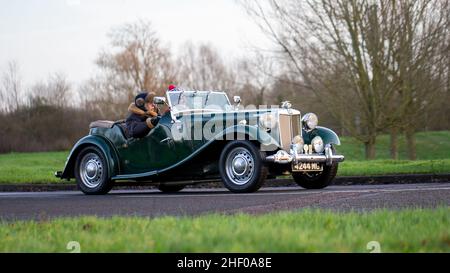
56,90,344,194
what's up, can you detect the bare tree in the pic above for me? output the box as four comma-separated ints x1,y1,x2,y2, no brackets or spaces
241,0,449,159
28,73,71,108
77,75,128,119
242,0,397,158
0,60,22,113
176,42,236,91
235,52,276,105
391,0,450,160
95,19,176,103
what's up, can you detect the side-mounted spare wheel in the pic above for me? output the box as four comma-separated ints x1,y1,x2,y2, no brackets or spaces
219,140,268,193
74,146,114,195
292,146,338,189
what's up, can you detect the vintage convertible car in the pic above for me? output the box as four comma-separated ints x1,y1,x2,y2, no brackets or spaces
56,90,344,194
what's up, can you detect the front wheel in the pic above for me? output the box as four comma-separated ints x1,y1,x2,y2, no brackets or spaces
292,163,338,189
219,141,267,193
74,146,113,195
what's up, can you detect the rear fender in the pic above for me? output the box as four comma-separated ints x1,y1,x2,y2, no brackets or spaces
60,135,120,180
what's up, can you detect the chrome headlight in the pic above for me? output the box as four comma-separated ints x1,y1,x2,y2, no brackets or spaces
302,113,318,131
311,136,324,153
259,113,277,130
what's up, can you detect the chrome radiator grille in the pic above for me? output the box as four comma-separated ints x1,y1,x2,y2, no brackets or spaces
279,113,301,151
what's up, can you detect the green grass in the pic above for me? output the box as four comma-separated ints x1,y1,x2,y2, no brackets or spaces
0,208,448,252
0,151,67,184
338,159,450,176
335,130,450,176
0,131,449,184
338,131,450,160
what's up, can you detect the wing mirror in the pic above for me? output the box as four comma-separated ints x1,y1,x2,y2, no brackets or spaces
281,101,292,109
153,96,166,105
233,96,241,110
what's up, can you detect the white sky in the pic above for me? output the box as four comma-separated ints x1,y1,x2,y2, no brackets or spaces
0,0,270,86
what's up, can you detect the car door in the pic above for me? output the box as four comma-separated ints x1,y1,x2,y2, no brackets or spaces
118,112,182,174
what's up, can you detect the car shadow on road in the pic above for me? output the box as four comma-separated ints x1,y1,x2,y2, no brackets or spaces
106,187,311,196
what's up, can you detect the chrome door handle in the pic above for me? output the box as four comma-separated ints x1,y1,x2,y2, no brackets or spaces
160,137,172,143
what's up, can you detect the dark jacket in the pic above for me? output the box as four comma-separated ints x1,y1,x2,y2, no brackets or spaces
126,114,148,139
125,103,158,138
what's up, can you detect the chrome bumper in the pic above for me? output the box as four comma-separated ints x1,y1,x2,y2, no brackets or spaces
265,145,344,166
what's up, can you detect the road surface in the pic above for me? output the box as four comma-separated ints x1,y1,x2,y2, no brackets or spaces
0,183,449,220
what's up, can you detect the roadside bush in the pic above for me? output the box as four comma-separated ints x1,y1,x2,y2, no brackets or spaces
0,105,105,153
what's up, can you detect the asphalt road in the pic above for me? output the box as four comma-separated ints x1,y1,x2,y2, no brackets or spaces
0,183,449,221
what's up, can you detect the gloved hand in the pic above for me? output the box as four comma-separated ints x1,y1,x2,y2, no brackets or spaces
146,116,160,129
150,116,161,126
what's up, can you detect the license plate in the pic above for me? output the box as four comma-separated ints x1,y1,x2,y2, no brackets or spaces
292,162,323,172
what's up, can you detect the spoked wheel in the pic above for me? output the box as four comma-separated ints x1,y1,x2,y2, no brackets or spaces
75,146,113,195
158,184,186,193
219,141,267,193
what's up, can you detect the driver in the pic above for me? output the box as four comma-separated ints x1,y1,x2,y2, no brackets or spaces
126,91,161,138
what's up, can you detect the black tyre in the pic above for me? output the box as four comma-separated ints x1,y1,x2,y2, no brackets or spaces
292,163,338,189
219,141,267,193
292,145,339,189
158,184,186,193
74,146,113,195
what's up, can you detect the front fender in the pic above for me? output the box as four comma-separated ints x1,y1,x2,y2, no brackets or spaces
218,125,279,151
303,126,341,146
60,135,120,180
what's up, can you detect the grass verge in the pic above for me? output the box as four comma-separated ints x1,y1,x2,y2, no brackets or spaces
0,151,65,184
0,208,448,252
338,159,450,176
0,131,449,184
339,130,450,160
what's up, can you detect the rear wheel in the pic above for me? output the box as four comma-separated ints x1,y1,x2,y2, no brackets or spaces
219,141,267,193
158,184,185,193
75,146,113,195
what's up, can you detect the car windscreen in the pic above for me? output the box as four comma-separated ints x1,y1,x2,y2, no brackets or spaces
168,91,230,111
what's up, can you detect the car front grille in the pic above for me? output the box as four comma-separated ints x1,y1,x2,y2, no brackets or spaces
279,113,301,151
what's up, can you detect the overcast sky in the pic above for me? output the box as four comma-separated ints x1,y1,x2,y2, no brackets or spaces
0,0,269,86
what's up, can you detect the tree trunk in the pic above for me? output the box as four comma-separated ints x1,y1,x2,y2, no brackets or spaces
390,128,399,160
405,129,417,160
364,137,376,160
258,87,265,106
